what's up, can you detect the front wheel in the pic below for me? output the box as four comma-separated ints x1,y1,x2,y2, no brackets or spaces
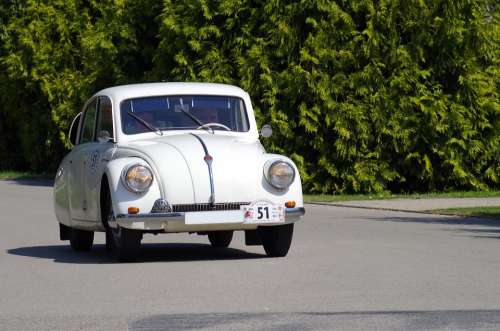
109,226,142,262
208,231,233,248
69,228,94,251
103,193,142,262
259,224,294,257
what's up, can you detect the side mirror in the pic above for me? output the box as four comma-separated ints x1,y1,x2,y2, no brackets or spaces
68,112,82,147
260,124,273,138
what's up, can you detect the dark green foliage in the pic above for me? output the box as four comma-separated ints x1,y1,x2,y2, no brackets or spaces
1,0,499,193
0,0,161,170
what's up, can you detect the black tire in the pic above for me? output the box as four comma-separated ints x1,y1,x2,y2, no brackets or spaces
102,190,142,262
105,229,113,251
208,231,233,248
69,228,94,251
259,223,294,257
110,226,142,262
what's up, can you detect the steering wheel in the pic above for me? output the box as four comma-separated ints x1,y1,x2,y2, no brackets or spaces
197,123,231,131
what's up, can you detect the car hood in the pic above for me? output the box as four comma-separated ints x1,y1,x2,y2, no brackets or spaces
126,133,265,204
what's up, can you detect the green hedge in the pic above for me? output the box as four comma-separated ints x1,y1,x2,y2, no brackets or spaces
1,0,499,193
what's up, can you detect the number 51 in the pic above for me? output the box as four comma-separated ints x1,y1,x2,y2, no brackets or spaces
257,206,270,219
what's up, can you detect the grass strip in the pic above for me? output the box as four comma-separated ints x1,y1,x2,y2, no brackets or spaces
305,191,500,203
431,206,500,219
0,171,53,180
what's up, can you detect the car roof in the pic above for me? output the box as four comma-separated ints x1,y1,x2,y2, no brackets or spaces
95,82,248,101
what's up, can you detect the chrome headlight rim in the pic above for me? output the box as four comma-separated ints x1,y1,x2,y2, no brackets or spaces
265,160,296,190
121,163,154,194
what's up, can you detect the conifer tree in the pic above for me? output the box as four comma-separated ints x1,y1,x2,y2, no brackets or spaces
1,0,499,193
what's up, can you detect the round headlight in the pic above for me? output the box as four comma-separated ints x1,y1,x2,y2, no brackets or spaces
267,161,295,190
122,164,153,193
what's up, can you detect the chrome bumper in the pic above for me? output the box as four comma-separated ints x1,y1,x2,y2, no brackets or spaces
115,207,305,231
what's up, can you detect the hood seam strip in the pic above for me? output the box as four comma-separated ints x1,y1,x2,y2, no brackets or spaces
190,133,215,205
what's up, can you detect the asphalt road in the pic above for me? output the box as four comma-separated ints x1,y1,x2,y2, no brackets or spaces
1,180,500,330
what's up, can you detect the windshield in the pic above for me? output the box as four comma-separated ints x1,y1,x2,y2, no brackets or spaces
120,95,249,135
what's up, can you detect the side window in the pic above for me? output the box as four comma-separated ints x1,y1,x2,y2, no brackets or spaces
80,99,98,144
69,112,82,146
96,97,114,142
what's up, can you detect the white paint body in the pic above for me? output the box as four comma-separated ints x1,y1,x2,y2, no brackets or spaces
53,83,304,233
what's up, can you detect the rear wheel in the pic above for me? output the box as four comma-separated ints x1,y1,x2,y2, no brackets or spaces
69,228,94,251
259,224,294,257
105,230,113,251
208,231,233,248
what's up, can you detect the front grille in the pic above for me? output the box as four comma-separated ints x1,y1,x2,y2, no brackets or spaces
151,199,250,213
172,202,250,213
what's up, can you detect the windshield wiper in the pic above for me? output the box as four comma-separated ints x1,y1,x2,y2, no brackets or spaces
177,107,214,134
126,111,163,136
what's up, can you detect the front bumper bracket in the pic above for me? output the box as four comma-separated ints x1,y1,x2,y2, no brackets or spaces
115,207,305,231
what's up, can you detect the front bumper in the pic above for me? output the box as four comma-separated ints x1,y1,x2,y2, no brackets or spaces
115,207,305,232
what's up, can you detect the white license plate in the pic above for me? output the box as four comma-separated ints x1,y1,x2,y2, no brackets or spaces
241,201,284,223
185,210,243,225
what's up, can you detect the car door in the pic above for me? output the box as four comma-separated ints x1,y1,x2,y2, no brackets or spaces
68,98,98,223
83,96,116,223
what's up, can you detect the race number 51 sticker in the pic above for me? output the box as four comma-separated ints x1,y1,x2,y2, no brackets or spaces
242,201,285,223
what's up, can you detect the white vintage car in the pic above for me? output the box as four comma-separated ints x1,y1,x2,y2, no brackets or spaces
54,83,305,261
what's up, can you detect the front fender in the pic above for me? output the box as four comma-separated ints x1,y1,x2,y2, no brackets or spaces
104,157,162,217
258,153,304,207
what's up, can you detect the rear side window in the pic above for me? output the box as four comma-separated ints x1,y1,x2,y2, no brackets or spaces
69,113,82,146
80,99,97,144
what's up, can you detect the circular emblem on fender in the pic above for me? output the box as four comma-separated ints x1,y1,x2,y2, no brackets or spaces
89,150,100,173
